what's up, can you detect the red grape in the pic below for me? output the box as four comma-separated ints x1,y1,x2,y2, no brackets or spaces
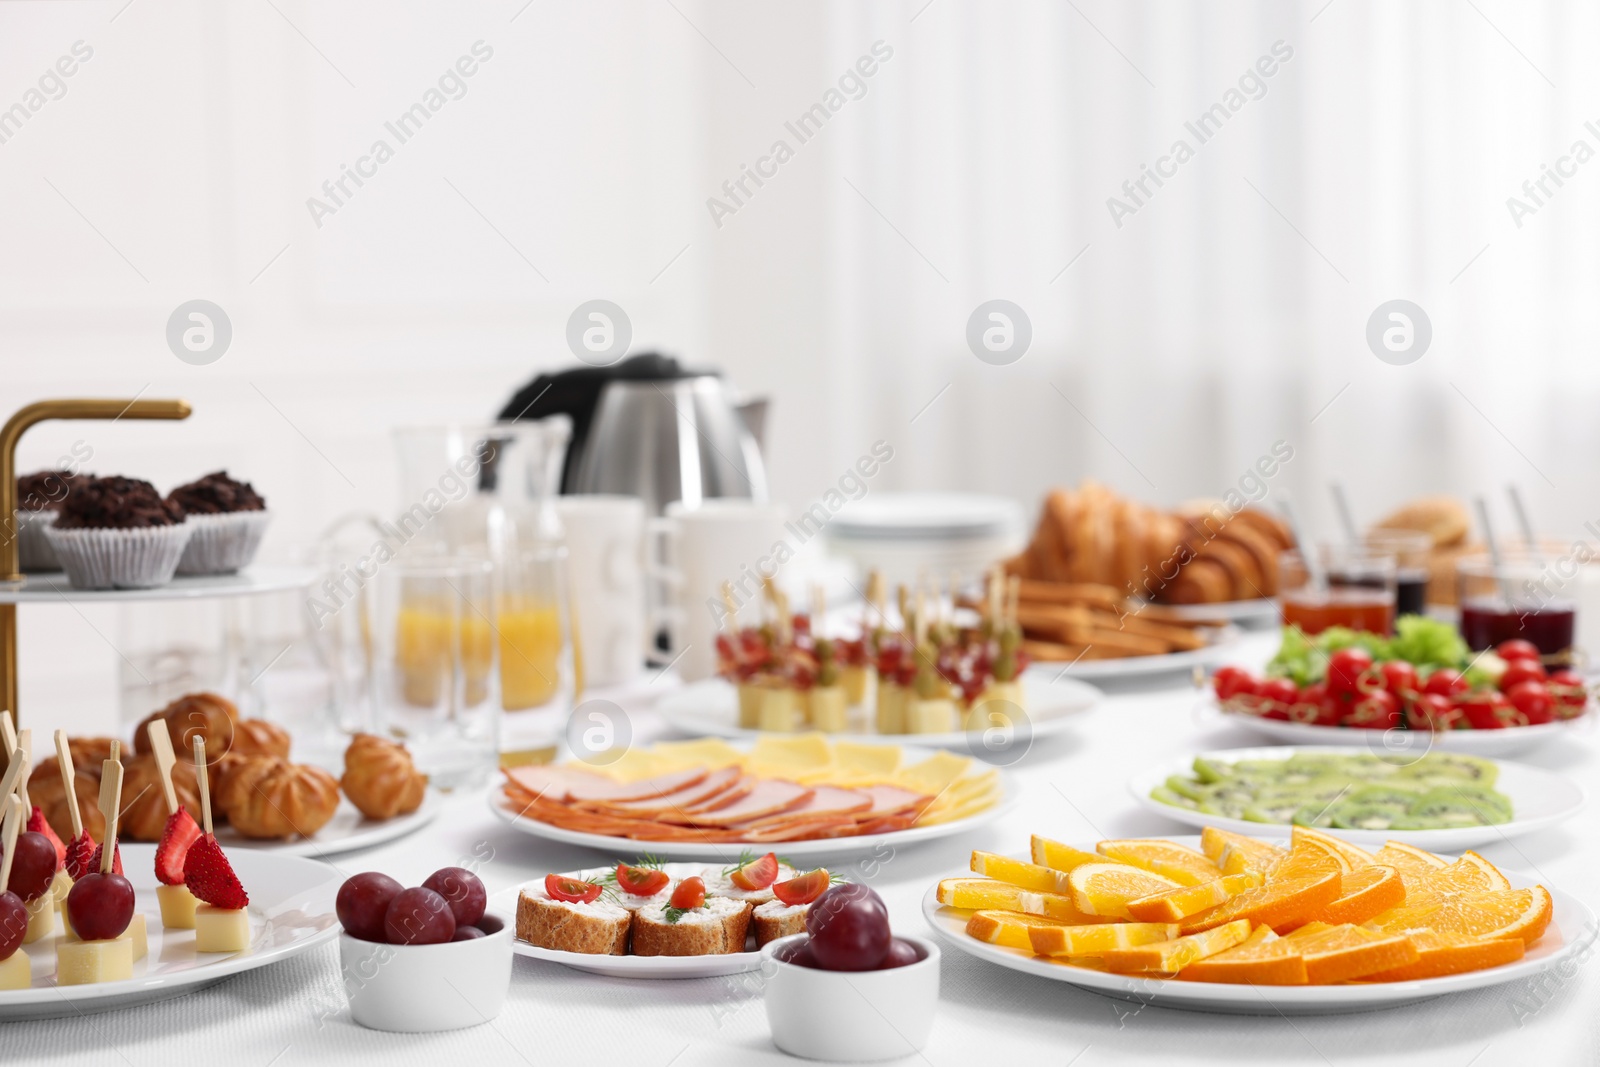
384,887,455,945
0,891,25,960
66,872,135,941
876,937,924,969
5,832,59,902
780,939,821,968
422,867,486,927
450,925,486,941
805,883,891,971
337,872,404,943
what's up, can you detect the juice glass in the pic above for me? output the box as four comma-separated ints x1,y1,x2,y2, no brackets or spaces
1279,547,1396,635
1363,530,1431,617
1457,553,1578,659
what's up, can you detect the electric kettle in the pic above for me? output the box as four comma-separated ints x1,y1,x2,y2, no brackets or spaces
498,353,768,516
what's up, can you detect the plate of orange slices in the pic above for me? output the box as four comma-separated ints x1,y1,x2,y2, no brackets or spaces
922,826,1592,1014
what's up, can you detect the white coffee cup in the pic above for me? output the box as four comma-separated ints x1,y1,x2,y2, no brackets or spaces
647,500,789,682
556,495,646,689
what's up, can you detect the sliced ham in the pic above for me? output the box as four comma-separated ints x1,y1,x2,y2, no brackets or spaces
738,815,863,842
506,765,710,804
855,784,930,818
661,780,814,826
737,785,872,827
580,766,750,817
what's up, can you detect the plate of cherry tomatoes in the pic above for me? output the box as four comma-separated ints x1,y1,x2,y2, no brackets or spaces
1206,639,1592,757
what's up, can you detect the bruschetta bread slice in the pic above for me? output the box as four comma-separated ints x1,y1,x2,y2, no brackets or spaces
517,880,630,955
631,896,752,956
750,898,809,946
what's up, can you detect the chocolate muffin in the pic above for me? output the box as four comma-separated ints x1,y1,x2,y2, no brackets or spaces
167,471,271,575
13,469,91,572
43,475,192,589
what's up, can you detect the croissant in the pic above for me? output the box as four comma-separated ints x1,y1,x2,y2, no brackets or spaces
217,756,339,839
340,734,427,821
119,753,203,841
28,761,105,843
134,691,239,764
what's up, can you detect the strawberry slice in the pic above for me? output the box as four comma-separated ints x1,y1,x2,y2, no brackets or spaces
155,809,202,887
27,806,66,868
64,830,95,882
88,840,124,877
183,833,248,909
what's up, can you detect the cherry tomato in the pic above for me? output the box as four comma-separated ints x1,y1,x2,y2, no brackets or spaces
1506,681,1555,725
1406,693,1457,731
1496,639,1543,663
616,864,670,896
545,874,602,904
1327,648,1374,699
1460,692,1512,730
1378,661,1419,696
729,852,780,891
669,876,706,911
1548,669,1590,716
1499,660,1548,690
1257,678,1298,718
1423,668,1470,699
1310,697,1346,726
1212,666,1258,703
773,868,832,906
1343,689,1399,729
1283,682,1326,724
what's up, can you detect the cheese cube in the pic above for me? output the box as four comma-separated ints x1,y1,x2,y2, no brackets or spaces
50,869,72,909
119,913,148,962
842,664,872,705
736,684,762,729
757,688,799,732
22,895,55,944
157,884,199,929
56,937,133,985
808,686,848,732
905,698,956,734
875,682,906,734
194,905,251,953
0,950,29,990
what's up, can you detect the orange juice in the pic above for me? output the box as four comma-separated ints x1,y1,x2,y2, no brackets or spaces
497,599,563,710
395,604,494,707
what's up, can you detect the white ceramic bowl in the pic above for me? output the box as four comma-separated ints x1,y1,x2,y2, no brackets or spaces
340,912,513,1032
761,933,939,1062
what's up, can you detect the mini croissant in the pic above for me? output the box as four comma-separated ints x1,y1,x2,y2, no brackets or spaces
340,734,427,821
217,755,339,839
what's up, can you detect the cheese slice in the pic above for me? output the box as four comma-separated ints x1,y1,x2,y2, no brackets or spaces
834,741,901,777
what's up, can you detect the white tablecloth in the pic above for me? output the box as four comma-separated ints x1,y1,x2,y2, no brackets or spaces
10,632,1597,1066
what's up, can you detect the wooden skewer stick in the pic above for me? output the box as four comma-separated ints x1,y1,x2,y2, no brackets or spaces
0,716,17,810
54,730,83,840
15,729,30,812
0,747,25,807
720,581,739,630
193,736,213,836
0,795,22,893
97,759,124,875
147,719,180,817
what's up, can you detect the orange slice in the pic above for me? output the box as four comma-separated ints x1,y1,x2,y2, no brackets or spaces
1402,852,1512,905
1103,919,1252,973
1367,887,1553,946
1291,827,1375,870
965,910,1083,951
1180,925,1307,985
970,851,1072,893
1312,864,1404,926
1030,835,1103,874
1068,863,1185,918
1096,839,1226,887
1373,840,1449,879
1364,931,1526,982
1126,873,1263,922
1181,871,1343,935
1269,836,1352,883
1279,922,1420,983
936,878,1112,924
1028,922,1179,957
1202,828,1287,877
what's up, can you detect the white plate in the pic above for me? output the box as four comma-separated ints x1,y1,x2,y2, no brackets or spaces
655,673,1100,748
1146,598,1280,627
493,866,769,979
0,566,318,603
922,838,1596,1015
218,791,442,858
1026,628,1240,682
1127,746,1586,851
490,743,1017,862
1208,702,1592,757
0,844,340,1020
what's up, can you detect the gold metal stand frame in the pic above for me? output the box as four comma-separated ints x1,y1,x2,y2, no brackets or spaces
0,398,191,727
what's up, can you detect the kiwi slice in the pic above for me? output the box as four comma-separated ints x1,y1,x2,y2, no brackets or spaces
1328,800,1402,831
1398,754,1499,788
1150,786,1199,810
1416,785,1512,823
1393,790,1500,829
1346,785,1427,808
1242,798,1306,824
1164,775,1209,802
1288,802,1337,828
1192,757,1236,784
1197,794,1253,820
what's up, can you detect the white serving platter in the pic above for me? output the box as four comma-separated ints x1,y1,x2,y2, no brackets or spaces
1027,628,1241,682
1207,701,1591,758
220,791,442,858
0,566,318,603
0,844,340,1020
655,672,1100,749
1127,746,1585,851
923,837,1595,1016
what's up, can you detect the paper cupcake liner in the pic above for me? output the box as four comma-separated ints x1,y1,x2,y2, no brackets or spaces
43,522,194,590
14,509,62,572
175,510,271,575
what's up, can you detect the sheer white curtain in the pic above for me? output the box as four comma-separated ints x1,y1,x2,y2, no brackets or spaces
703,0,1600,542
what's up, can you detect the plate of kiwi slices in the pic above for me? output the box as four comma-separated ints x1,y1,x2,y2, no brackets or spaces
1129,746,1585,851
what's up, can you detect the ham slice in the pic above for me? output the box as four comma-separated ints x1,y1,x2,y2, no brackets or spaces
662,780,814,826
738,785,872,827
855,785,929,818
738,815,863,842
580,766,750,817
506,766,710,804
